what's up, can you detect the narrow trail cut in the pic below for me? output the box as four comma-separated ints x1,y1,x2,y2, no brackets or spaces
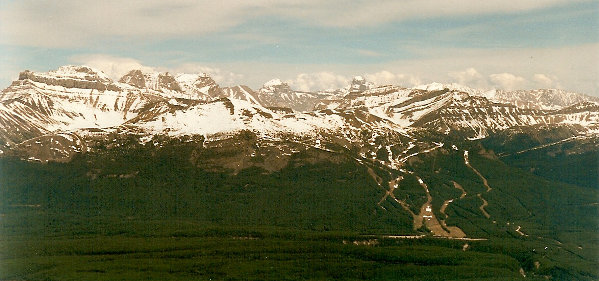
367,167,384,186
477,193,491,218
515,225,528,236
452,181,467,198
378,176,417,218
414,176,465,238
464,150,492,192
438,181,467,238
440,199,453,217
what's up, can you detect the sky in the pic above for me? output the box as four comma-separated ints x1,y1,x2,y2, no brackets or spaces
0,0,598,95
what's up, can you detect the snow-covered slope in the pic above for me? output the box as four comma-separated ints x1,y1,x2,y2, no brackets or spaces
0,67,161,144
321,84,599,138
221,85,262,107
130,98,357,138
1,65,598,162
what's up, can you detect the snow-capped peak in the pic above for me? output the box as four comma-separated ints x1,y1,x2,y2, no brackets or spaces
352,76,365,82
52,65,112,81
413,82,446,91
263,78,284,88
260,78,294,95
412,82,484,96
2,64,599,161
344,75,374,95
18,65,113,83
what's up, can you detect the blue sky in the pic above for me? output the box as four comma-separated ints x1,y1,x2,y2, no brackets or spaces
1,0,598,94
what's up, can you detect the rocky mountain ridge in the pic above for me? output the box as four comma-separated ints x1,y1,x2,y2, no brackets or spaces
1,65,598,163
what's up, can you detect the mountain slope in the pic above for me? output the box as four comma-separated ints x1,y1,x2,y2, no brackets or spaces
255,79,330,112
1,65,598,280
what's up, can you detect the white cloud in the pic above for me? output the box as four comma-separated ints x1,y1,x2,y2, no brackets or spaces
532,73,562,89
0,0,587,47
286,72,349,92
489,73,527,90
278,0,587,27
370,43,599,95
0,0,255,47
444,68,565,91
70,54,155,81
185,42,599,95
170,63,244,86
447,68,487,88
364,71,421,87
533,73,553,85
70,54,243,86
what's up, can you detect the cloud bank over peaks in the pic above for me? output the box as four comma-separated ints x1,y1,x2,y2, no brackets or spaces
286,68,563,93
66,54,567,93
364,71,422,88
71,54,243,86
286,72,349,92
70,55,155,81
285,71,423,92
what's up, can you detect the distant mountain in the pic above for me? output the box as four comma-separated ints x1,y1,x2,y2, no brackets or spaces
1,65,597,159
221,85,262,106
119,69,223,100
0,66,153,145
344,76,375,96
255,79,330,112
480,88,599,110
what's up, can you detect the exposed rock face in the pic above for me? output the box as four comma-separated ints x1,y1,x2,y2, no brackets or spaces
157,73,182,92
118,70,225,100
257,79,328,112
190,74,224,97
261,79,291,92
119,70,146,88
172,73,224,100
347,76,374,95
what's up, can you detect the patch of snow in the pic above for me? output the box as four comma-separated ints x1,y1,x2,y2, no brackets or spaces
263,78,283,88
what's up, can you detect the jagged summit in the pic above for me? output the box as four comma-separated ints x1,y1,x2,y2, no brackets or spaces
257,78,329,111
260,78,294,95
118,69,223,99
346,76,374,95
1,64,598,152
263,78,284,88
119,69,146,88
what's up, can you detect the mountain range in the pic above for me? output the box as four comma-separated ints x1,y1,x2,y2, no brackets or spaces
1,65,597,161
1,65,598,280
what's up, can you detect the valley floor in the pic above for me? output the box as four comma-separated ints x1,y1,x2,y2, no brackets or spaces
1,214,549,281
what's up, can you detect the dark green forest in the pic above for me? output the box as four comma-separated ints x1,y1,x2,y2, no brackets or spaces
1,138,597,280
